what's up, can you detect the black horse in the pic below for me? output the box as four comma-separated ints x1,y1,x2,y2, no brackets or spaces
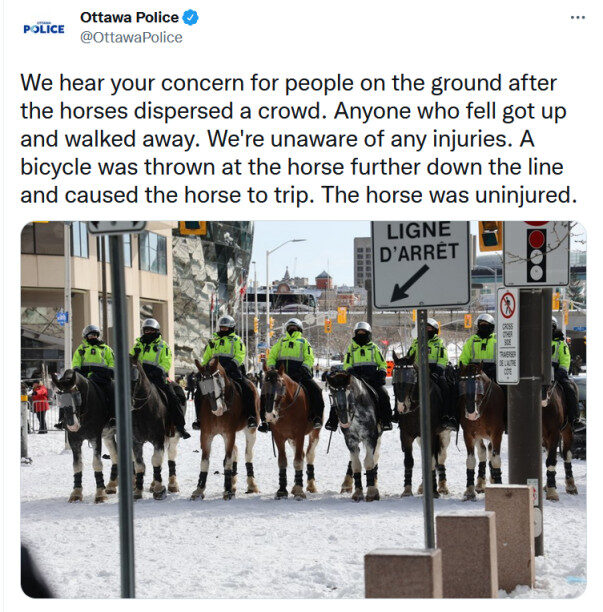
325,370,382,502
391,355,453,498
51,369,111,503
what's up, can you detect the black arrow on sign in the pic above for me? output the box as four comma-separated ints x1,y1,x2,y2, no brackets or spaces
391,264,430,302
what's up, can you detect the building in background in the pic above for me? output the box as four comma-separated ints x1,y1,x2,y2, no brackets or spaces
353,237,372,289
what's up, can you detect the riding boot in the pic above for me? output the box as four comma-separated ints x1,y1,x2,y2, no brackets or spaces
325,405,339,431
165,383,190,439
304,379,324,429
439,378,457,431
374,384,392,431
562,380,583,431
258,395,269,433
240,379,258,428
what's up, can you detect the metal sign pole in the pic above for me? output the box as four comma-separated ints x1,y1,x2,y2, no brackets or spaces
417,308,435,549
109,235,136,597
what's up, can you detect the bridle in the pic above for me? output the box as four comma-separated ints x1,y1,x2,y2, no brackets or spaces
262,372,301,417
392,364,419,413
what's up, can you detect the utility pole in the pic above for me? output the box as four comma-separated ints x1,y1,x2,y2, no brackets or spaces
63,222,72,371
100,237,109,343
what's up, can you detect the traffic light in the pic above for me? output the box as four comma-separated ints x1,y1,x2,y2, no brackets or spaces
253,317,258,333
337,307,347,324
552,293,560,311
324,319,332,333
269,317,275,330
179,221,207,236
478,221,503,251
412,309,417,322
464,314,472,328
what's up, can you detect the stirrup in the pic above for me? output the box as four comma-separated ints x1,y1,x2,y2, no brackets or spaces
258,421,269,433
324,417,338,431
312,417,322,430
380,421,393,431
178,427,191,440
247,416,258,429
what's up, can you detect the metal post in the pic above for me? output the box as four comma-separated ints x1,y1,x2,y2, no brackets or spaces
508,288,544,556
63,223,72,371
253,263,259,370
417,308,435,549
101,237,109,344
21,399,29,460
266,251,271,347
109,235,136,597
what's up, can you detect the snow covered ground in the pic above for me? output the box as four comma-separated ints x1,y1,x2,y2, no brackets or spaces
21,394,586,599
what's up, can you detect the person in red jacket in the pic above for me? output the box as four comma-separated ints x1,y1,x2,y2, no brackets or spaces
31,381,49,434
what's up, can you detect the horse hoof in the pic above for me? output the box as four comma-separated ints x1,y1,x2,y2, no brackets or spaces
401,487,413,498
566,479,578,495
153,487,167,500
275,490,288,499
340,486,353,494
191,488,205,500
68,489,83,503
352,489,364,502
223,491,235,500
245,487,259,494
106,482,117,494
366,491,380,502
438,484,450,495
168,484,180,493
417,483,424,495
133,489,143,500
433,490,440,499
463,492,477,502
306,481,317,493
545,486,559,501
148,482,156,492
95,494,108,504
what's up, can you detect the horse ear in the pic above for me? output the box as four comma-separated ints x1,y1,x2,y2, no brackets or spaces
194,358,203,372
51,372,59,386
278,364,285,375
392,350,401,365
262,359,268,372
209,358,218,372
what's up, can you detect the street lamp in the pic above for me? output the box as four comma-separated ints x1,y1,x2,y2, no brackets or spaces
266,239,307,346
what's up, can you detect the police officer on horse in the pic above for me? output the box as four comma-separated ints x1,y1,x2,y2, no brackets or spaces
459,314,498,381
261,318,324,432
130,318,190,439
552,317,583,432
72,324,115,425
201,315,258,429
406,318,457,431
325,321,393,431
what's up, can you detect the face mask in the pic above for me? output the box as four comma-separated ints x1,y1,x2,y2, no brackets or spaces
426,328,436,340
287,327,299,336
477,326,491,339
142,331,159,343
354,333,369,346
217,329,231,337
87,337,100,345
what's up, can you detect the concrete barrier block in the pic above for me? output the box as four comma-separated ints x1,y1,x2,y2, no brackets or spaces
365,548,443,598
436,512,498,598
485,484,535,592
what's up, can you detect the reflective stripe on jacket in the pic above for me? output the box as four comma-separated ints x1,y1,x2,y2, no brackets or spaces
267,331,314,371
202,332,245,366
130,335,172,374
72,340,114,373
459,334,497,365
552,339,571,370
407,337,448,369
344,341,387,372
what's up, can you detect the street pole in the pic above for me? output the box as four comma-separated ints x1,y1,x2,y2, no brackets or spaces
508,288,545,556
417,308,435,549
266,251,271,347
63,223,72,371
109,235,136,597
101,237,109,344
253,263,259,370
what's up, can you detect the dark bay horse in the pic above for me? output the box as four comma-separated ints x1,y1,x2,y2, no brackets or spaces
191,358,260,500
541,382,578,500
325,370,381,502
391,355,451,498
262,365,320,499
51,370,110,503
458,363,506,501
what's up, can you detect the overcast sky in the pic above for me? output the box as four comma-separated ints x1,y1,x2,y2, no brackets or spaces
249,221,586,287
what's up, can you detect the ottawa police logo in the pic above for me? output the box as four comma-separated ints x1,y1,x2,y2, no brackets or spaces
24,21,65,34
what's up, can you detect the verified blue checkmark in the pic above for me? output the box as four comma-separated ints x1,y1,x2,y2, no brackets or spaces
182,9,199,25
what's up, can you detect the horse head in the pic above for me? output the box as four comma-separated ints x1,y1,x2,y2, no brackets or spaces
51,369,84,432
195,358,227,416
262,365,288,424
391,352,418,414
325,370,355,428
459,363,488,421
129,356,149,410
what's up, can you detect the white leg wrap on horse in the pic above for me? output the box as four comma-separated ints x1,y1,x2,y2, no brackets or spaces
467,455,476,470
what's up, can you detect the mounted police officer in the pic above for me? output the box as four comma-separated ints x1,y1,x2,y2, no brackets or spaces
261,318,324,432
552,317,583,431
459,313,497,381
325,322,393,431
201,315,257,429
130,318,190,439
72,324,115,424
406,318,457,431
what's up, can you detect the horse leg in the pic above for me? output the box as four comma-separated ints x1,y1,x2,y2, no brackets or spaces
544,436,560,501
401,436,414,497
103,433,119,494
415,438,437,497
350,450,364,502
475,439,488,492
167,436,180,493
364,445,380,502
305,430,319,493
68,437,84,502
231,443,238,493
132,442,145,500
341,461,354,494
373,436,382,488
275,433,288,499
562,427,578,495
151,443,167,500
463,435,477,501
244,427,259,493
291,436,306,500
92,435,107,503
437,431,451,495
191,432,212,500
222,432,236,500
488,435,503,485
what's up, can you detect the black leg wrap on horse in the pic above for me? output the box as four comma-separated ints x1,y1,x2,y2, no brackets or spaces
197,471,207,489
74,472,82,489
306,464,315,482
232,461,237,477
466,468,475,487
110,464,118,481
278,468,287,491
153,466,162,483
168,460,176,477
564,462,573,478
404,467,413,487
546,470,557,488
353,472,362,489
366,469,376,488
135,472,144,490
246,462,254,477
94,471,105,488
294,470,303,487
432,470,438,492
490,466,502,484
478,461,487,480
437,464,446,482
346,461,353,477
224,469,233,492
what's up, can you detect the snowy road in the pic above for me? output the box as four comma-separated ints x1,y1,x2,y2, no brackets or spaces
21,399,586,599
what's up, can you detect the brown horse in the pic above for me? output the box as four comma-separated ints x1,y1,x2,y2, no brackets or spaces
541,382,578,501
262,365,320,499
458,363,506,501
191,358,260,500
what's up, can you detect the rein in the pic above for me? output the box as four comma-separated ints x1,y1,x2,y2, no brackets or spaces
275,381,302,413
475,377,493,411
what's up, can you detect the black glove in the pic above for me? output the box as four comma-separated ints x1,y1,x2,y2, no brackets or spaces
377,370,387,385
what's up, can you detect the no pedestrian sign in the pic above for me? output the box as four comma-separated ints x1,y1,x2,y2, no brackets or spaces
371,221,470,309
496,287,520,384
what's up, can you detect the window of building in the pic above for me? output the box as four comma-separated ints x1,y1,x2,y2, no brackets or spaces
139,231,167,274
71,222,89,258
21,222,64,255
97,235,132,267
